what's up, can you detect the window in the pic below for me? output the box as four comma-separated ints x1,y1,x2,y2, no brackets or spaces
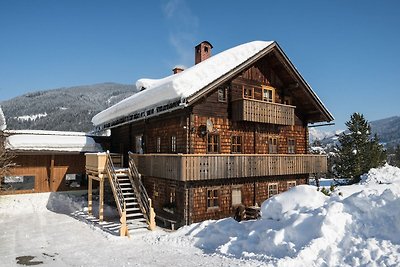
263,86,275,102
207,188,219,208
268,183,278,197
171,136,177,153
135,135,143,154
156,137,161,153
287,181,296,189
243,85,254,99
231,135,242,153
232,188,242,206
65,173,84,188
288,138,296,154
2,175,35,191
207,134,220,153
218,87,228,102
268,137,278,154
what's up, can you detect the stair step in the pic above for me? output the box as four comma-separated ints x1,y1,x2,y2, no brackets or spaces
118,178,130,182
124,197,137,201
126,208,140,212
126,213,144,218
119,183,131,186
121,187,132,191
122,192,134,196
116,173,128,177
125,202,138,206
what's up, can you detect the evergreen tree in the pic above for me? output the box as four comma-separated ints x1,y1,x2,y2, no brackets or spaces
335,113,386,184
392,145,400,167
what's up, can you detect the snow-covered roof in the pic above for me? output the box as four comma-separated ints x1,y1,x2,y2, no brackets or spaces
6,131,103,153
92,41,275,126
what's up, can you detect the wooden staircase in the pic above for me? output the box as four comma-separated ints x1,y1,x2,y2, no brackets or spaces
104,152,155,236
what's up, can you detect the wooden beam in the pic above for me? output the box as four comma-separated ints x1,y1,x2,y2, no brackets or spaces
99,178,104,222
88,176,93,215
50,154,55,192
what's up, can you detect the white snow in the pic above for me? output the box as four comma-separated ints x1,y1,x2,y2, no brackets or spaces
1,165,400,266
92,41,274,126
6,132,103,152
15,112,48,122
5,129,88,136
0,105,6,130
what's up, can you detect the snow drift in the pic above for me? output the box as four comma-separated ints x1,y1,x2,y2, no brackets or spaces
164,166,400,266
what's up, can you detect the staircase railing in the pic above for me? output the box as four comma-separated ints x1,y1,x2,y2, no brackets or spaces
105,151,125,217
128,152,156,230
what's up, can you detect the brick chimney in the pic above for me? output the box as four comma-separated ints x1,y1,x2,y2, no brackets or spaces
195,41,213,64
172,66,184,74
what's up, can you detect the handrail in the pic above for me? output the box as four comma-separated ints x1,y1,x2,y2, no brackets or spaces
105,151,125,216
128,152,152,225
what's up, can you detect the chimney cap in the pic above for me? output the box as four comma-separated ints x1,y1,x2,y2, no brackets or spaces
172,66,184,74
195,41,213,49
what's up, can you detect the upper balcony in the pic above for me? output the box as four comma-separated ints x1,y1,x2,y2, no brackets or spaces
131,154,327,182
231,98,295,125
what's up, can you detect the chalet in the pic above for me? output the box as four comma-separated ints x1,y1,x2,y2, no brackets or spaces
1,130,103,194
88,40,333,229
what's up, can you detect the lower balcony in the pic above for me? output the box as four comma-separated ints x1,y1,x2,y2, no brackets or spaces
131,154,327,181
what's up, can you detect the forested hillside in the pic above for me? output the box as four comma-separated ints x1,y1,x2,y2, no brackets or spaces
0,83,136,132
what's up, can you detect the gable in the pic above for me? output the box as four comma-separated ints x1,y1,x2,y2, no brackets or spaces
92,41,333,130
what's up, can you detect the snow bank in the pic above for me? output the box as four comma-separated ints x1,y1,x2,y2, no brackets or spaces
164,165,400,266
92,41,274,126
360,163,400,185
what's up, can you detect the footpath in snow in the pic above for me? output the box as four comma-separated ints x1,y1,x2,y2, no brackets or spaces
1,164,400,266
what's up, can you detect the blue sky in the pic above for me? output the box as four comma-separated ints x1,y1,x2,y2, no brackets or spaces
0,0,399,130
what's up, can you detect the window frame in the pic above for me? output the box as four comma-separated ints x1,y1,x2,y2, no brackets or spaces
171,136,177,153
268,137,278,154
288,138,296,154
156,137,161,153
262,85,275,103
207,188,219,209
231,187,242,206
231,135,243,154
242,85,254,99
268,183,279,198
287,181,296,189
207,133,220,153
217,86,228,103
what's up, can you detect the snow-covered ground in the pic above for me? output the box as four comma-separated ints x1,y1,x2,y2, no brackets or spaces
1,164,400,266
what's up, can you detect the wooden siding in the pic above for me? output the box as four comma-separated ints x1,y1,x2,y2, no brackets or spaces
3,154,86,194
132,154,327,182
231,98,295,125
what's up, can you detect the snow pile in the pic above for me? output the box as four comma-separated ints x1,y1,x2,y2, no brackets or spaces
92,41,274,126
360,163,400,185
165,167,400,266
6,132,103,152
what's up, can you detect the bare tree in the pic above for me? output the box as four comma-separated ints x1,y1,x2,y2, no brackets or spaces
0,131,16,190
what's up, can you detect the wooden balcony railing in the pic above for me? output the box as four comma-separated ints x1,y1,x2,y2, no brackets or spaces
130,154,327,182
231,98,295,125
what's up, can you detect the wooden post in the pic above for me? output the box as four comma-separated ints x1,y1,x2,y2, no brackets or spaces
148,198,156,231
50,154,55,192
99,178,104,222
120,202,129,237
88,176,92,215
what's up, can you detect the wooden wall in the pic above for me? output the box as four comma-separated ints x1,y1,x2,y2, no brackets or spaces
142,174,307,225
3,153,86,194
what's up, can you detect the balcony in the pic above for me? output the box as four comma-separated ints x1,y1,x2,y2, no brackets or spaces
231,98,295,125
131,154,327,182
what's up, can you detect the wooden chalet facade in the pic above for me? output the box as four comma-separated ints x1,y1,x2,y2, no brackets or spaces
91,41,333,226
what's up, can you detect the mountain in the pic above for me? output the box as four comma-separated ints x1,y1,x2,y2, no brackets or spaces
370,116,400,147
0,83,136,132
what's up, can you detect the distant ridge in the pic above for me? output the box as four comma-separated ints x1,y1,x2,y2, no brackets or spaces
370,116,400,147
0,83,136,132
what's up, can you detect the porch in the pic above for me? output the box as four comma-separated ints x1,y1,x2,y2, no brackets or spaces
131,154,327,181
